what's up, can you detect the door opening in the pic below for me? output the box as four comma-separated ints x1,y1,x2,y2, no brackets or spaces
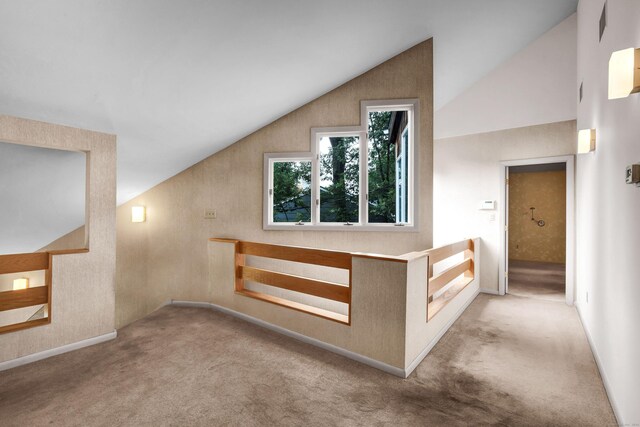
507,163,566,302
499,156,575,305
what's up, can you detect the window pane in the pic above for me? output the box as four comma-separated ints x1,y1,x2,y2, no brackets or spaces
319,136,359,223
368,110,409,223
272,161,311,222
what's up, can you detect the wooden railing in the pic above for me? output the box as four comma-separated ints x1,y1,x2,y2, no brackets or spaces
210,238,352,324
0,252,52,334
210,237,476,325
425,239,475,321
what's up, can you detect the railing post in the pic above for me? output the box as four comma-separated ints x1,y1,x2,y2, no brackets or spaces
234,242,245,293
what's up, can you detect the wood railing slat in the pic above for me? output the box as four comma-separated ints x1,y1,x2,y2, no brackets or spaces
426,238,477,322
428,277,474,320
0,286,48,312
241,265,350,303
428,258,473,297
0,317,50,335
238,241,352,270
425,239,473,266
237,289,349,324
0,252,49,275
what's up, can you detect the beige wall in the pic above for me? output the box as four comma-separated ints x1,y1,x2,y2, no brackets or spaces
40,226,86,253
116,39,434,328
0,115,116,363
508,171,566,263
434,120,576,293
208,238,480,372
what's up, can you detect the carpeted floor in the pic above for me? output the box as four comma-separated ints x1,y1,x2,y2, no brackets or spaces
508,259,566,302
0,294,615,426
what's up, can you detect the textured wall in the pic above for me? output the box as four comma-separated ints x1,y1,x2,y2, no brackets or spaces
0,115,116,363
434,120,575,293
404,238,480,367
209,238,480,371
576,1,640,424
40,226,86,253
508,171,566,263
116,39,434,328
209,240,409,368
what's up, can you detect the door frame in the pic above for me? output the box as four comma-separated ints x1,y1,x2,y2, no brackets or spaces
499,155,575,305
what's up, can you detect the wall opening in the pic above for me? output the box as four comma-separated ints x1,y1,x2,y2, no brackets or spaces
499,155,575,305
507,163,566,302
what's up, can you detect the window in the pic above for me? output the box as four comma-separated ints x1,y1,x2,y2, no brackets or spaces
264,99,418,231
318,133,361,223
266,155,313,225
367,110,410,224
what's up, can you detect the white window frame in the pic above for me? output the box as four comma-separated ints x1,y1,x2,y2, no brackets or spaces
263,153,314,228
396,126,409,223
263,99,419,231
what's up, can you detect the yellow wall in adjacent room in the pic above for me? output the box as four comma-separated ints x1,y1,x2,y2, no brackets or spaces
508,170,566,263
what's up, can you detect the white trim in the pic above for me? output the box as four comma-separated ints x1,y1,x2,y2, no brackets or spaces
170,299,406,377
404,288,480,377
498,155,576,305
312,127,366,226
480,288,502,295
575,303,623,426
263,98,420,232
263,152,314,229
0,330,117,372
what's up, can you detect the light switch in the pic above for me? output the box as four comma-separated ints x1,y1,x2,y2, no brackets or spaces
480,200,496,210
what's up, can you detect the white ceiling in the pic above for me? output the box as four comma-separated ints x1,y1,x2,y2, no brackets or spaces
0,0,577,251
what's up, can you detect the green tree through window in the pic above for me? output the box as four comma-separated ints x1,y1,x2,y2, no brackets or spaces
319,136,359,222
368,111,396,223
273,161,311,222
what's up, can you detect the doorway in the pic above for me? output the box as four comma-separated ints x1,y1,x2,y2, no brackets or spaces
499,156,575,305
507,163,566,301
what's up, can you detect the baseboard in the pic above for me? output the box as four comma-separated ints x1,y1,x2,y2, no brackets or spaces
404,288,480,377
170,299,406,378
0,330,117,372
480,288,501,295
575,303,623,426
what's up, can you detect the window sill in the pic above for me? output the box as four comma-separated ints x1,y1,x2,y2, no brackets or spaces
263,223,419,232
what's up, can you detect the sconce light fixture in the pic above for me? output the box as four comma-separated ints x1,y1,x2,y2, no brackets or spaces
608,47,640,99
131,206,146,223
13,278,29,290
578,129,596,154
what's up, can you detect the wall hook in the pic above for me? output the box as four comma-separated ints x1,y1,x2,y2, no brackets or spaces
530,207,546,227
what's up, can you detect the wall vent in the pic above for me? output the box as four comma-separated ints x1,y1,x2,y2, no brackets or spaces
579,82,583,103
599,1,607,42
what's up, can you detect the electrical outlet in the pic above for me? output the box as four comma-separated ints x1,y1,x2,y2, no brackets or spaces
586,291,589,303
204,209,217,219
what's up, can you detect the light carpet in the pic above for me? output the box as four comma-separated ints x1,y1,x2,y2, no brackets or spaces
0,294,615,426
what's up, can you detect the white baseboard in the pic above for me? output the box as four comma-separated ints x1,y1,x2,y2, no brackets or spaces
575,303,622,426
480,288,501,295
404,288,480,377
0,330,117,372
170,299,407,377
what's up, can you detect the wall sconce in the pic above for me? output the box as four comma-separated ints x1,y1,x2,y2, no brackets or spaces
131,206,146,223
608,47,640,99
13,278,29,290
578,129,596,154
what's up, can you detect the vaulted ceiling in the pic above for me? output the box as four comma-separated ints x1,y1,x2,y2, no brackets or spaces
0,0,577,252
